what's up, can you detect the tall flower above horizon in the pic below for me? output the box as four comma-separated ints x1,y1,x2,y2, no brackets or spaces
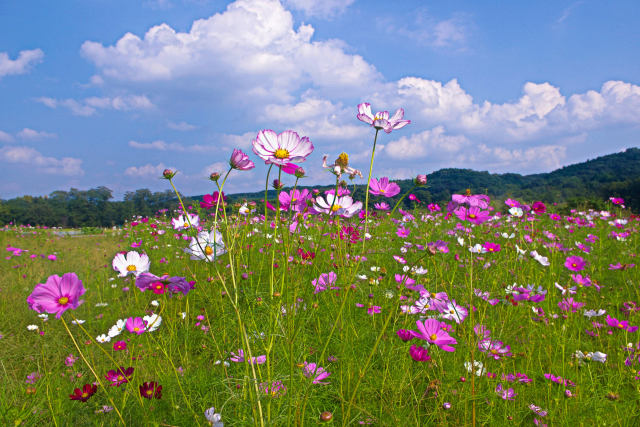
112,251,150,277
322,152,363,179
27,272,86,319
369,177,401,198
357,103,410,133
252,130,314,166
171,213,199,230
229,148,255,171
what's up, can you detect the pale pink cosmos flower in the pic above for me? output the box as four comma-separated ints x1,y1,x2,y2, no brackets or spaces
313,194,362,218
229,148,255,171
252,130,314,166
312,272,337,294
230,349,266,365
357,103,410,133
112,251,150,277
27,273,86,319
368,177,401,197
479,339,512,359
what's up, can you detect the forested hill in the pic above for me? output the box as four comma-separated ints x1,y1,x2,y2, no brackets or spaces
1,147,639,227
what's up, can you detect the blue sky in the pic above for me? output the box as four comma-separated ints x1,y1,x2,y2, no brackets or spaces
1,0,639,199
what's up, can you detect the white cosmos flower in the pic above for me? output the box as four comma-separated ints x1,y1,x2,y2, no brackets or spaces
143,314,162,332
530,251,550,266
112,250,150,277
171,213,200,230
108,319,126,338
586,351,607,363
72,319,86,325
27,324,39,331
469,244,486,254
584,309,606,318
313,194,362,218
464,361,486,376
501,232,515,239
96,334,111,343
185,229,226,262
509,207,523,217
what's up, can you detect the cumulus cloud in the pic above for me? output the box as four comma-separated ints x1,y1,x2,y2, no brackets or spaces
0,49,44,78
36,95,154,116
81,0,380,100
385,126,469,160
261,97,367,140
0,130,14,143
17,128,57,140
124,163,172,178
283,0,355,18
0,146,84,175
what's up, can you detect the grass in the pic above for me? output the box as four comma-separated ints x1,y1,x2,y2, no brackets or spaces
1,198,639,426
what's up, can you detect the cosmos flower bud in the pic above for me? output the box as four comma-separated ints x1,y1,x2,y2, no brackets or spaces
209,172,220,182
320,411,333,422
294,167,306,178
272,179,284,190
415,174,427,186
162,169,176,179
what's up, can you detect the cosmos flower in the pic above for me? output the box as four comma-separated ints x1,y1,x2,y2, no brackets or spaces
252,130,314,166
454,206,491,225
200,192,227,209
278,189,311,212
302,362,331,384
204,407,223,427
322,152,362,179
171,213,200,230
229,148,255,170
411,319,457,352
112,251,150,277
105,366,134,387
495,383,517,400
229,349,266,365
185,229,227,262
356,103,410,133
312,272,337,294
135,272,193,296
69,384,97,402
313,194,362,218
139,381,162,400
564,255,586,272
368,177,401,197
479,339,512,360
606,315,638,332
126,317,147,335
27,272,86,319
409,345,432,362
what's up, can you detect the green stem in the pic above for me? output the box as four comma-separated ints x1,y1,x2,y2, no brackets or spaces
362,128,380,252
390,184,418,216
263,164,274,232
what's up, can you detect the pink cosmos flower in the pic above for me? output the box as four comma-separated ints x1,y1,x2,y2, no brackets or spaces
558,297,585,312
411,319,457,352
252,130,314,166
312,272,337,294
374,202,390,210
65,354,78,367
27,273,86,319
396,226,410,237
564,255,586,272
451,193,490,209
357,103,410,133
483,242,501,253
495,383,517,400
229,148,255,170
302,362,331,384
105,367,134,387
606,315,638,332
479,339,512,359
200,192,227,209
368,177,401,197
532,201,546,214
367,306,381,315
230,349,266,365
409,345,432,362
454,206,491,225
281,162,302,175
125,317,147,335
279,189,311,212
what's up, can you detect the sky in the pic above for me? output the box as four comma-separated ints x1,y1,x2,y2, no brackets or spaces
1,0,639,199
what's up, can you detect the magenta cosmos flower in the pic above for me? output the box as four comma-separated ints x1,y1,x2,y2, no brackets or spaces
229,148,255,171
252,130,314,166
411,319,457,352
126,317,147,335
357,103,410,133
369,177,401,197
454,206,491,225
564,255,586,272
302,362,331,384
27,272,86,319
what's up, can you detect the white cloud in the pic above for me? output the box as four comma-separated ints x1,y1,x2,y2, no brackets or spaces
17,128,57,140
124,163,172,178
0,146,84,176
128,139,217,152
168,121,197,131
36,95,154,116
378,11,470,49
0,49,44,78
219,131,259,150
0,130,14,143
386,126,469,160
283,0,355,18
81,0,380,100
473,144,567,171
261,96,367,140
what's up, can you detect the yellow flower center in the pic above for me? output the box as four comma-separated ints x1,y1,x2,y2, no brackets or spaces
469,214,476,219
429,334,437,341
274,148,290,159
127,265,137,272
618,323,624,328
379,189,386,193
491,349,498,354
117,375,124,381
133,327,140,332
58,296,69,305
146,390,153,396
81,392,88,398
336,152,349,168
331,205,341,212
465,189,471,196
205,246,214,255
449,309,455,314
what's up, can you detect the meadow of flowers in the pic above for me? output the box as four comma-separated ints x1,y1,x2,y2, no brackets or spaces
2,104,639,426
